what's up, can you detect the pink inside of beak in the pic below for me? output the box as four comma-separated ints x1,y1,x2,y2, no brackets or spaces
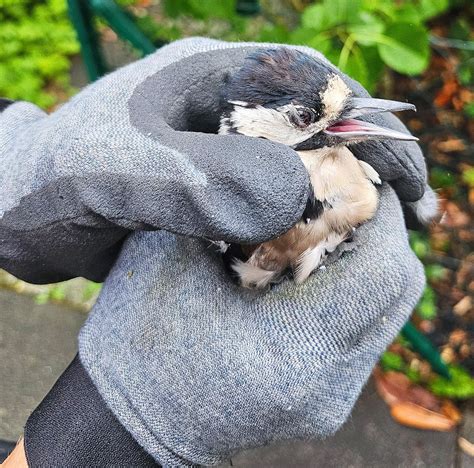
325,119,367,133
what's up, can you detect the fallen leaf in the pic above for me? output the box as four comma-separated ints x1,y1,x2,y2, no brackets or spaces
409,386,440,411
374,369,409,406
459,438,474,457
453,296,473,316
437,138,466,152
434,77,459,107
449,329,468,346
460,343,472,359
441,346,456,364
374,370,440,410
441,400,462,423
391,402,456,431
444,201,470,227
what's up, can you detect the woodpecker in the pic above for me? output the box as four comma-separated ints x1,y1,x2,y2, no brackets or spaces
218,48,418,288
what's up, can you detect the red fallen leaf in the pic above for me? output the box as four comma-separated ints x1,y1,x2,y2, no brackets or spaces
374,369,409,406
441,400,462,424
444,201,470,227
409,386,440,411
391,402,456,431
437,138,466,152
374,369,440,411
434,77,459,107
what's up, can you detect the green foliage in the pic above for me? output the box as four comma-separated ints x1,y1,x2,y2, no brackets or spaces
464,102,474,119
265,0,446,92
82,280,102,302
430,167,457,189
380,351,405,371
153,0,454,92
0,0,79,108
462,167,474,187
416,284,437,319
430,365,474,399
380,351,422,383
163,0,237,20
409,231,446,320
410,231,430,260
35,283,67,304
449,17,474,87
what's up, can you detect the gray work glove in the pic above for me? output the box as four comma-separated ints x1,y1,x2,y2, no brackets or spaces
80,184,424,467
74,38,429,466
2,37,432,466
1,38,434,285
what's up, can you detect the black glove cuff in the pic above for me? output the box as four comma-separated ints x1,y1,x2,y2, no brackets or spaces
24,355,158,467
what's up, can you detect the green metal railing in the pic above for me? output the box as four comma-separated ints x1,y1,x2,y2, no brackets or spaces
67,0,156,81
67,0,261,81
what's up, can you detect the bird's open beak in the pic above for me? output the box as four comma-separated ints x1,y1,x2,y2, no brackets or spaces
324,97,418,142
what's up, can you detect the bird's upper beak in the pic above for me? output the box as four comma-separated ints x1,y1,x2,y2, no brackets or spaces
324,97,418,142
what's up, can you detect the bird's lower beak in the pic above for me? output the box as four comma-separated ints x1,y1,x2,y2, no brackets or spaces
324,97,418,142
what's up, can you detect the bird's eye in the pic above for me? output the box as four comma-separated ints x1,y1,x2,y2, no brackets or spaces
291,108,318,127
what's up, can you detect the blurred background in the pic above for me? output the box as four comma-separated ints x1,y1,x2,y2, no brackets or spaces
0,0,473,465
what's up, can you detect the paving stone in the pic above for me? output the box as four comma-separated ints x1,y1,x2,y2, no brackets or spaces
231,382,457,468
0,286,460,466
460,402,474,468
0,290,86,441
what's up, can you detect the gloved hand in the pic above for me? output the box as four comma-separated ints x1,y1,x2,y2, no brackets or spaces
1,38,434,285
78,184,424,466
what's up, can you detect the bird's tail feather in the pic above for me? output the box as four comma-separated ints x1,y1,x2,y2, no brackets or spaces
294,232,346,283
232,259,277,289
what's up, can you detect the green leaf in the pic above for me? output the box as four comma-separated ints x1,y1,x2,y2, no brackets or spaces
187,0,236,19
377,23,430,75
380,351,405,371
430,167,456,189
348,12,385,46
416,285,437,320
301,4,333,32
162,0,191,18
418,0,449,20
259,25,290,44
340,46,369,88
362,0,397,20
450,18,471,41
82,281,102,302
430,366,474,399
425,264,447,281
462,167,474,187
393,4,423,24
410,231,430,259
406,368,421,383
359,45,385,90
35,292,49,305
288,28,335,59
458,57,474,86
326,0,363,25
302,0,363,31
49,284,66,301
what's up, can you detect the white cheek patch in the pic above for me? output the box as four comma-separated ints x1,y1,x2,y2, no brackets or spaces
320,74,351,124
227,105,315,147
223,76,351,146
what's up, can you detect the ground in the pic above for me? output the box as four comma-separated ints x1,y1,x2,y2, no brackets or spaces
0,289,472,467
